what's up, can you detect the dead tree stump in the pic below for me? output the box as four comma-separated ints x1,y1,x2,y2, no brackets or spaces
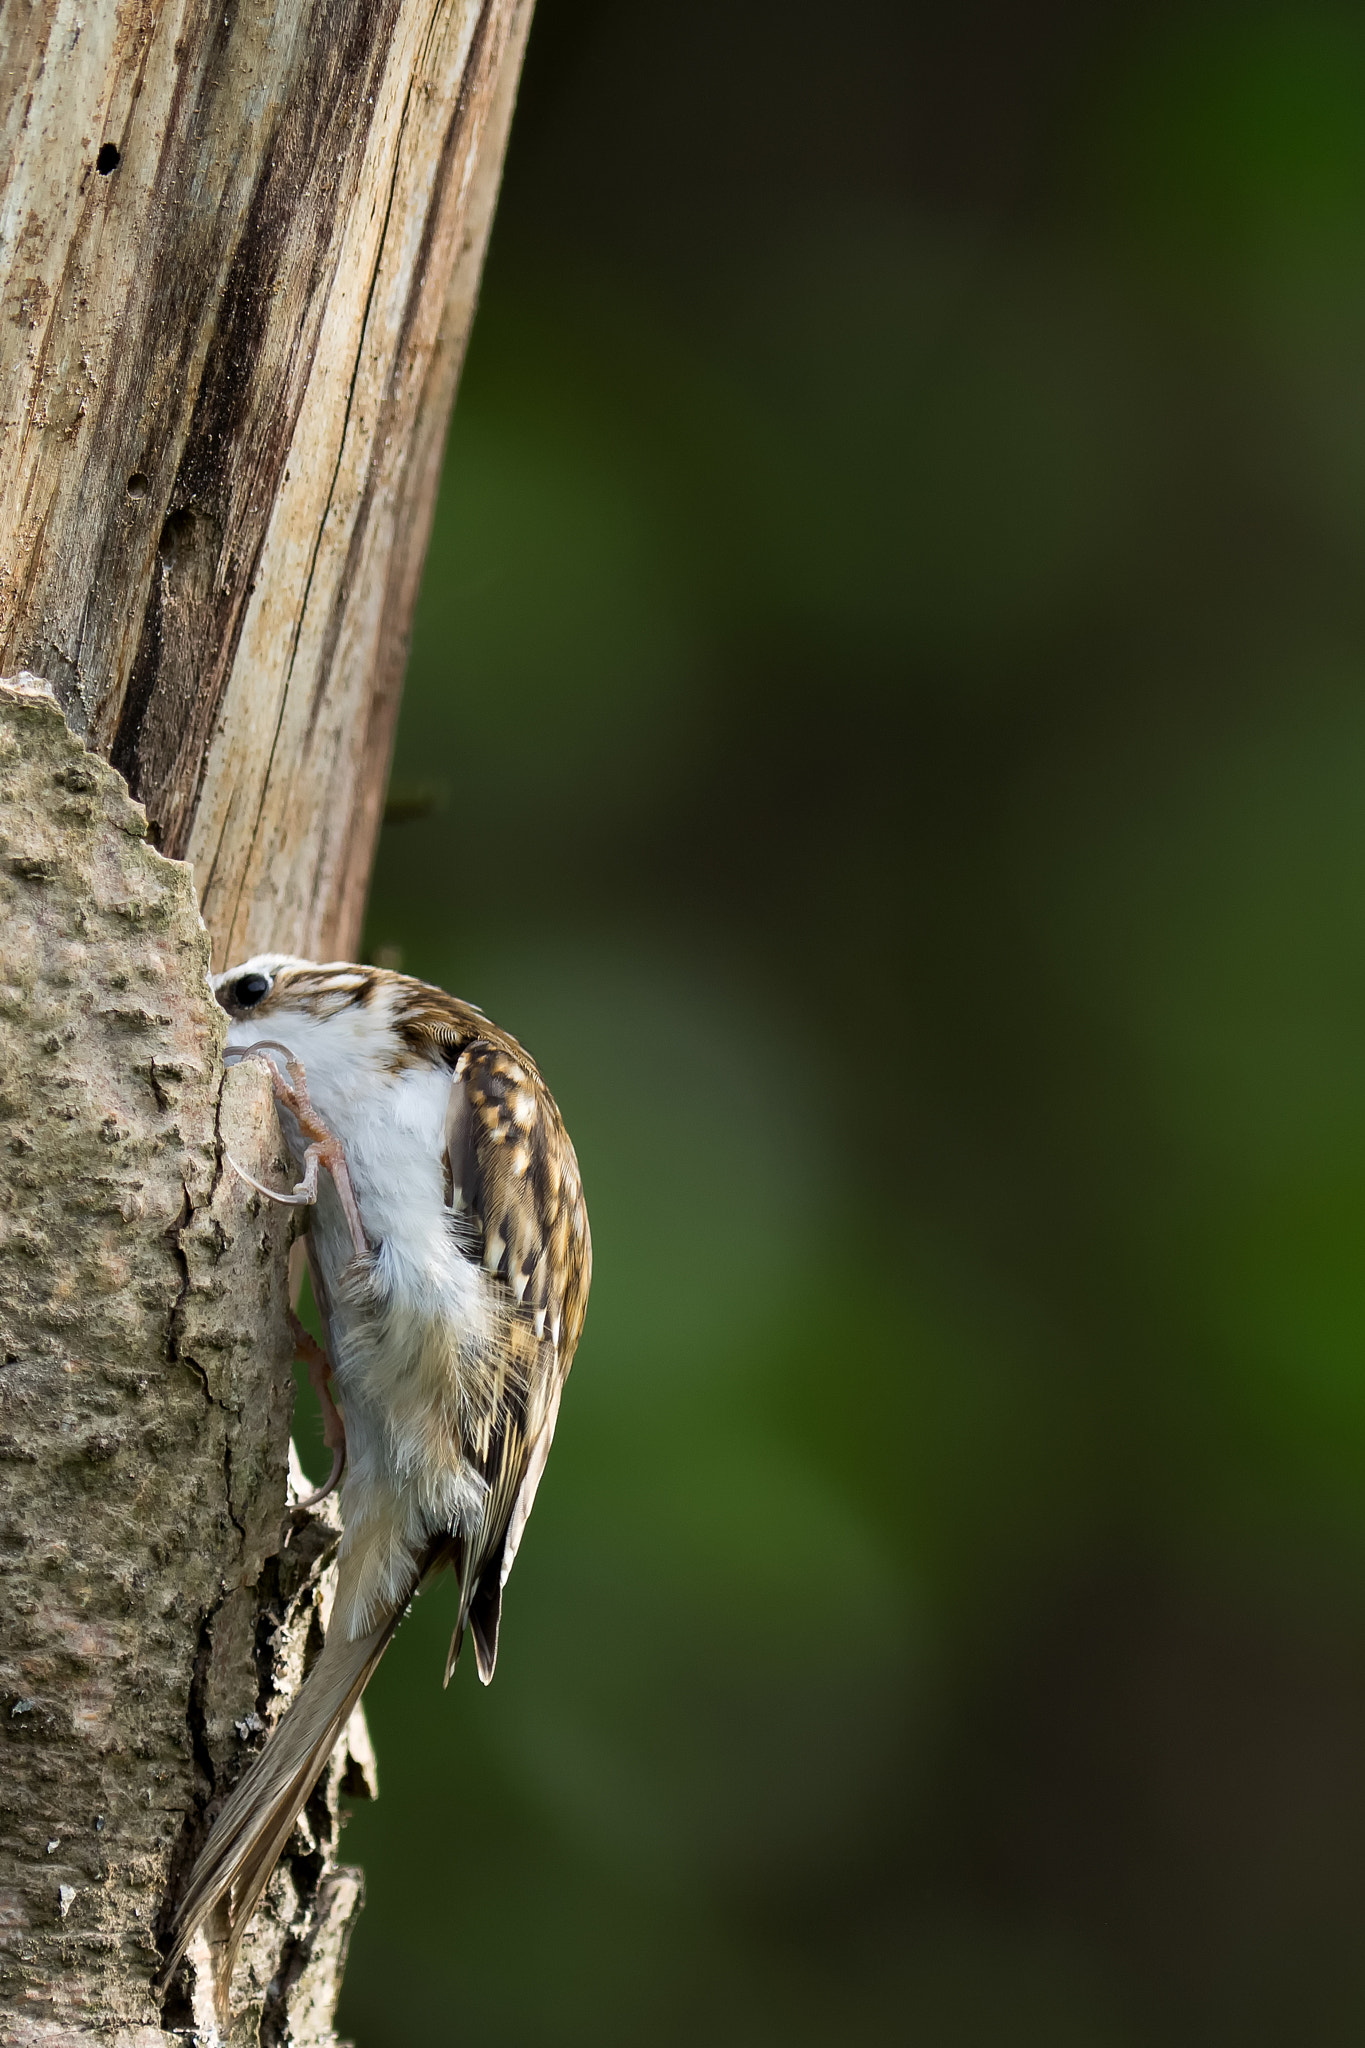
0,0,533,2035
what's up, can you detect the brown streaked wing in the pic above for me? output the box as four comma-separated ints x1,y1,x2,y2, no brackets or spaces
445,1039,587,1341
419,1016,591,1679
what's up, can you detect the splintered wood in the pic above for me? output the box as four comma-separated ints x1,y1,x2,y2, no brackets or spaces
0,0,533,968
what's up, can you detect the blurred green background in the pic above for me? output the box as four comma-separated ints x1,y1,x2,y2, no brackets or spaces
323,3,1365,2041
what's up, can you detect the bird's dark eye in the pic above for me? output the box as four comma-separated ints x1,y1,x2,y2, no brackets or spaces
235,973,270,1008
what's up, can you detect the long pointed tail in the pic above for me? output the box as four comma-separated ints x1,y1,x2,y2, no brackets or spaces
163,1601,401,2022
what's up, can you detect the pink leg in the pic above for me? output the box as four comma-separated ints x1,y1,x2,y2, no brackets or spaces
223,1041,371,1262
288,1308,346,1508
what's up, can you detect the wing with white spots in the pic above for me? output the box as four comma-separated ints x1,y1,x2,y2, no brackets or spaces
440,1035,591,1680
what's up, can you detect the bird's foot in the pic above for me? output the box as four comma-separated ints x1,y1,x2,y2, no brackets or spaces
222,1040,372,1261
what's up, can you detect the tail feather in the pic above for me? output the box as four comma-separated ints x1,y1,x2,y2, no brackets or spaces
164,1606,400,2022
443,1534,506,1688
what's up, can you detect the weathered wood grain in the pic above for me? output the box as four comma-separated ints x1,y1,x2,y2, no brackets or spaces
0,0,532,966
327,0,535,961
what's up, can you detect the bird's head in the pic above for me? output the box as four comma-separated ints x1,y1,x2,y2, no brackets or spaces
211,955,312,1022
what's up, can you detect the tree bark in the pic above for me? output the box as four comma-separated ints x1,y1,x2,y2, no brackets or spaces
0,2,533,2038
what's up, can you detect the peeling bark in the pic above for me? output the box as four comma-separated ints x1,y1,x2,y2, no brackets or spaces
0,681,372,2047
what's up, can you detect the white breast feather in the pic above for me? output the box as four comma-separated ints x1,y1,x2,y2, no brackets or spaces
226,991,497,1633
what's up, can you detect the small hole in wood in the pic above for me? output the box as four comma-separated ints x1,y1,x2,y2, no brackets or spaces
126,473,150,500
96,143,120,175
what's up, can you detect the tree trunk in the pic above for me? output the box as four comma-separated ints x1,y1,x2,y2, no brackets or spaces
0,0,532,966
0,2,533,2038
